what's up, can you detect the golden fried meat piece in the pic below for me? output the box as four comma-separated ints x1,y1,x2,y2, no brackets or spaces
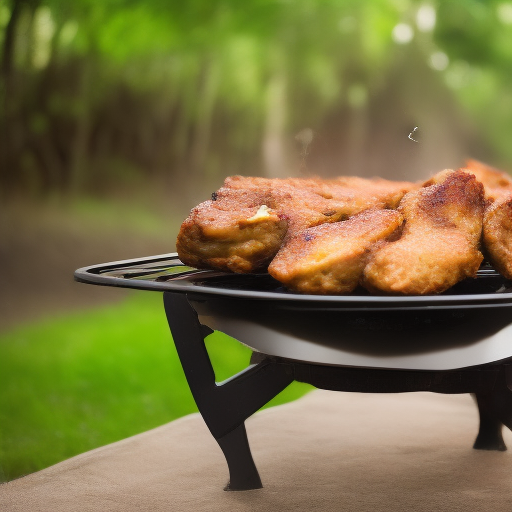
268,209,403,294
219,175,345,232
462,160,512,279
464,159,512,201
483,197,512,279
225,174,414,209
177,175,415,274
177,199,288,273
176,180,322,273
362,170,485,295
223,174,414,232
330,176,418,209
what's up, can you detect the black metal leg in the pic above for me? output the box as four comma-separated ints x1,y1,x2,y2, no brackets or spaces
217,424,263,491
485,366,512,432
471,365,512,451
163,292,294,490
472,393,507,451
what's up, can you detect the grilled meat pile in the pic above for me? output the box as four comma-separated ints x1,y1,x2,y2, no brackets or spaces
177,161,512,295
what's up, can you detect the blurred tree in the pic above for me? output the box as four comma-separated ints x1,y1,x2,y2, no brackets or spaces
1,0,511,203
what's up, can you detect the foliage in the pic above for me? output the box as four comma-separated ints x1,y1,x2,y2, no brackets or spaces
1,0,512,200
0,292,312,482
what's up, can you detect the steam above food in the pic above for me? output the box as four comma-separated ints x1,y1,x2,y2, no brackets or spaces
176,161,512,295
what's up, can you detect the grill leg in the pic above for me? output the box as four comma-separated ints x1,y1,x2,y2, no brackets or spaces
217,424,262,491
471,365,512,451
472,393,507,451
163,292,294,491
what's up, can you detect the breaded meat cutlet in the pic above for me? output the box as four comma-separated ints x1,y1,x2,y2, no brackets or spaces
483,198,512,279
271,180,405,235
362,170,485,295
268,209,403,294
176,186,288,273
176,179,330,273
225,175,414,217
464,159,512,201
462,160,512,279
177,176,414,273
330,176,418,209
176,204,288,274
208,176,341,234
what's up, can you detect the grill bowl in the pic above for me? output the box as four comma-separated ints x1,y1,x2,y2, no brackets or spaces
75,254,512,370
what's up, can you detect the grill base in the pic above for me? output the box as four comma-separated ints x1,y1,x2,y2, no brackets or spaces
163,292,512,491
193,297,512,370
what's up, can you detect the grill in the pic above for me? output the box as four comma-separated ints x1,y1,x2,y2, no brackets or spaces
75,254,512,491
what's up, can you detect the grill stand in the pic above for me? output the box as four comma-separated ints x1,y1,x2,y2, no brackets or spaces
473,393,507,451
163,293,294,490
163,292,512,491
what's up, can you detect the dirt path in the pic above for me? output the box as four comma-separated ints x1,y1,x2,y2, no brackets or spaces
0,200,176,333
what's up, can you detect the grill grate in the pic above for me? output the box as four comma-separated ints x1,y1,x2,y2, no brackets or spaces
75,253,512,308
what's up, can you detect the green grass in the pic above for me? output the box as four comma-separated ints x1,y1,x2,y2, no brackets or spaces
0,293,312,483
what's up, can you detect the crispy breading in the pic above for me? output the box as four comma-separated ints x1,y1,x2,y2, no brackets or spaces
225,175,414,217
461,160,512,279
362,170,485,295
464,159,512,201
331,176,418,209
177,175,414,273
268,209,403,294
176,200,288,273
483,197,512,279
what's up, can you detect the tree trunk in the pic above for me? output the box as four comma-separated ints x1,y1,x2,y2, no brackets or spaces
262,72,288,178
190,58,220,175
1,1,25,196
1,0,24,87
68,59,92,195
